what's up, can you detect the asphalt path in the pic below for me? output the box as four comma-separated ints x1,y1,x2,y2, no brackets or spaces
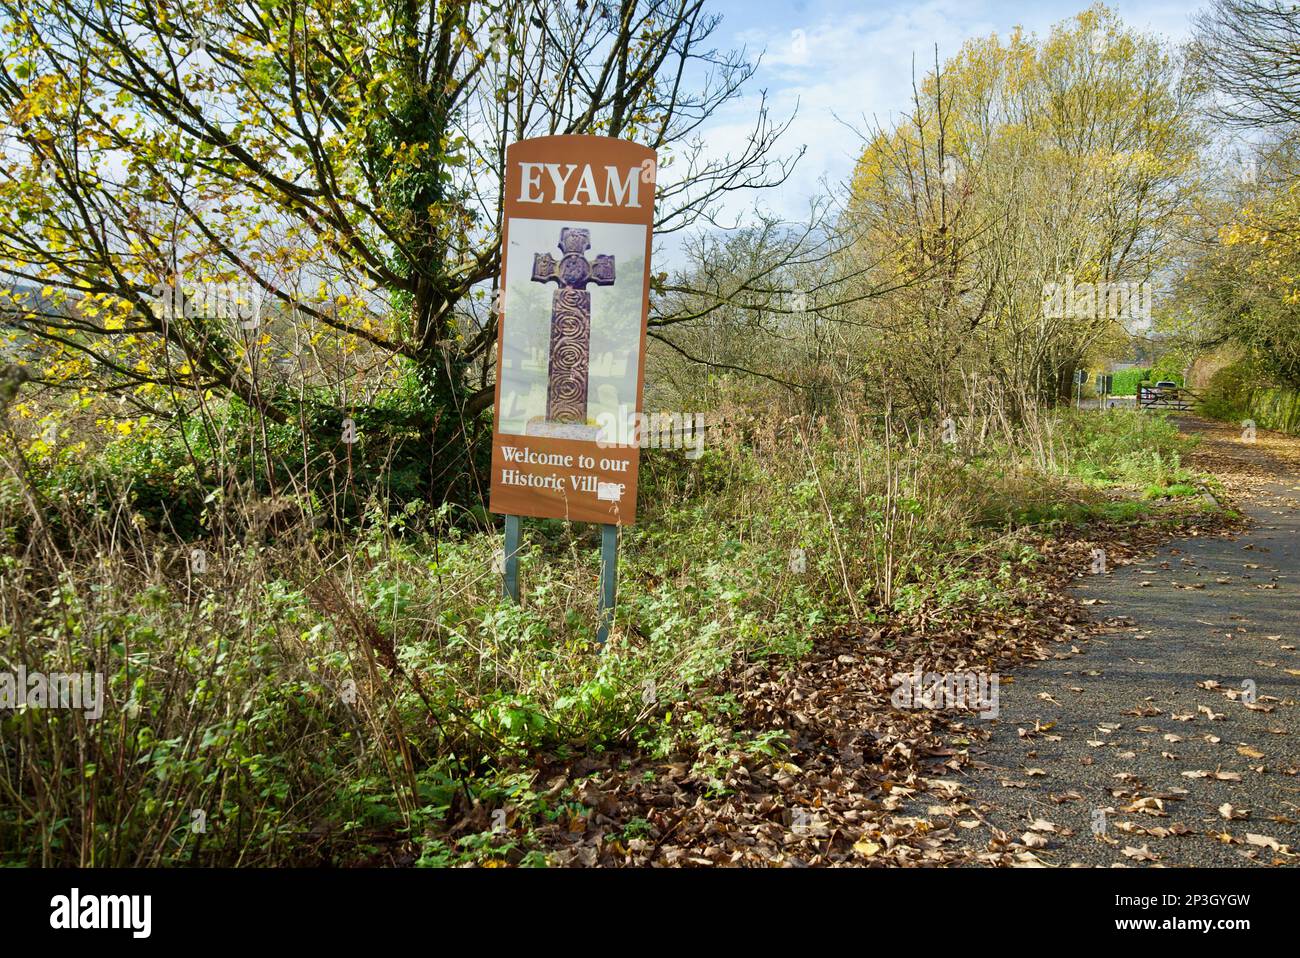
953,417,1300,866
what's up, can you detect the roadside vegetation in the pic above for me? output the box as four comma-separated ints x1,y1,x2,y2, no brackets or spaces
0,398,1219,866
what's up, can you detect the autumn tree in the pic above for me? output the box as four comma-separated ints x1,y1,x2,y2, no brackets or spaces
1174,2,1300,390
0,0,796,503
846,5,1201,415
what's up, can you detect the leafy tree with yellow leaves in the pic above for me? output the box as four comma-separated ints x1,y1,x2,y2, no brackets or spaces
0,0,796,505
846,5,1201,416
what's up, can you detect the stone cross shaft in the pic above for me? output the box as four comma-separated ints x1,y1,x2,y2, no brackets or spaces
530,227,615,423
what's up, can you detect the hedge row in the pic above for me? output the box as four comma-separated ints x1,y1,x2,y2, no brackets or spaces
1250,385,1300,434
1108,368,1150,396
1198,362,1300,435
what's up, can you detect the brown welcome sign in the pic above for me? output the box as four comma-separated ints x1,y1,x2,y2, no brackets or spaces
490,135,656,526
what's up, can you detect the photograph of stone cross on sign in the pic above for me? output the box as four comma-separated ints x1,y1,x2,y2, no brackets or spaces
490,135,656,527
530,226,616,431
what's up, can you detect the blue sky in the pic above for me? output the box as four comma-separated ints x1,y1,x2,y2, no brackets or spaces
692,0,1202,223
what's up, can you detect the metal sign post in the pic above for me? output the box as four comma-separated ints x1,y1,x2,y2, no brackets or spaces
502,514,521,602
500,517,619,645
597,524,618,644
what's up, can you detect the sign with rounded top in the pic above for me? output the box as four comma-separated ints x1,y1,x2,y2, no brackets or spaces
490,135,656,525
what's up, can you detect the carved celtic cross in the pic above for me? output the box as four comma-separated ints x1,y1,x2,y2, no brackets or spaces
530,227,615,423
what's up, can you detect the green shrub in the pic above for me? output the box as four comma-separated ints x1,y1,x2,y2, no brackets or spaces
1108,368,1151,396
1197,362,1300,434
1198,362,1253,422
1249,385,1300,434
1057,408,1193,487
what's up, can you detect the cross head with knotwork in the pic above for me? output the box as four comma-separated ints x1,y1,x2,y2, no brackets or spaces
531,227,615,423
